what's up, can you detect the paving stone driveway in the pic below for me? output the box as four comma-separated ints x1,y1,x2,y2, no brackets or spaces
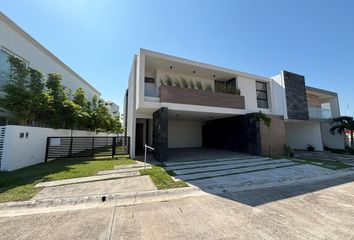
164,154,353,193
295,150,354,166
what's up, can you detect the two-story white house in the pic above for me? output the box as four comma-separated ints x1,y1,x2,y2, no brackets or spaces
0,11,101,124
124,49,345,160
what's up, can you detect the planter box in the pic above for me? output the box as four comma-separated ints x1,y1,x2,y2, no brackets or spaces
160,85,245,109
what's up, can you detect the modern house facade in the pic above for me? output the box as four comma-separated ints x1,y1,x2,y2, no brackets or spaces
105,100,120,116
124,49,345,160
0,11,101,124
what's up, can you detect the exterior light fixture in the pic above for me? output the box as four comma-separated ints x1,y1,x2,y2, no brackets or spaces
213,74,216,78
193,70,196,74
170,65,173,69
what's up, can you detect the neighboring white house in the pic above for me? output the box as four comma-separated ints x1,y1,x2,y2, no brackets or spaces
105,100,120,116
0,11,101,124
124,48,345,160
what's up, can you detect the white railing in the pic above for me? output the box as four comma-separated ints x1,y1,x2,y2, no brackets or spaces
144,144,154,169
308,107,332,119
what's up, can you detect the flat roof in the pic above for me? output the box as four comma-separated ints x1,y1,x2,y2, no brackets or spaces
141,48,273,82
306,86,337,97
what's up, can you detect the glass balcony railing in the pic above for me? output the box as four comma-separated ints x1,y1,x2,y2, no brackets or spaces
308,107,332,119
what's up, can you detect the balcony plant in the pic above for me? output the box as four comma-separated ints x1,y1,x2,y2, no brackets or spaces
196,80,203,90
205,84,212,92
160,78,165,86
188,80,195,89
307,144,315,151
173,79,181,88
181,78,189,88
165,76,173,86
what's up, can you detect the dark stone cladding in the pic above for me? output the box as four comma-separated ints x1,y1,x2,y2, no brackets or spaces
202,113,262,155
152,107,168,161
283,71,309,120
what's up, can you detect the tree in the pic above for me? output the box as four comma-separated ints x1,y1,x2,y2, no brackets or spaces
0,56,31,124
28,68,51,125
255,111,272,156
72,88,89,129
330,116,354,149
46,73,69,128
0,56,121,133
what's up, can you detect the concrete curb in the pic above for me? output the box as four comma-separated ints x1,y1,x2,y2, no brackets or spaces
0,186,203,214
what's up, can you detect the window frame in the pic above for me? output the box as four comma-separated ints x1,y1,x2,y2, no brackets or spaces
1,47,29,67
256,81,269,109
144,77,155,84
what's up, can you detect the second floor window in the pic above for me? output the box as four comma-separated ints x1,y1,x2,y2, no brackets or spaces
256,81,268,109
0,49,11,87
0,48,29,89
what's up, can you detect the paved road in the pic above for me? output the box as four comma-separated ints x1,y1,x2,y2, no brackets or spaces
1,175,354,240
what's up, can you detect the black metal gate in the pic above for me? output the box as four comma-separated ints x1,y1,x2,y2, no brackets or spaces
45,136,130,162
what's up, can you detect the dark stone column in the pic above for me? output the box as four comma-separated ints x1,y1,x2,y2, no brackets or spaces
152,107,168,161
284,71,309,120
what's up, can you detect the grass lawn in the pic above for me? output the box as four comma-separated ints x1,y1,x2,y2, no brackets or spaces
0,158,135,203
140,166,188,189
292,158,352,170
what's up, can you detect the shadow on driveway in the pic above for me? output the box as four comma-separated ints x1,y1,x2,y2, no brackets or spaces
218,174,354,206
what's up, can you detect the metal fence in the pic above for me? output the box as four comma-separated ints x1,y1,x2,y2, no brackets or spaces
45,136,130,162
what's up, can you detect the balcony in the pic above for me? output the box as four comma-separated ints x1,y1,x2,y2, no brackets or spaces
308,107,332,119
160,85,245,109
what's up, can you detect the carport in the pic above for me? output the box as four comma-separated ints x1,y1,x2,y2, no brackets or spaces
152,108,269,162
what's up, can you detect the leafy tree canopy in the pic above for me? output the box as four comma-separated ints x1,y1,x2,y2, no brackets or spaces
0,56,122,133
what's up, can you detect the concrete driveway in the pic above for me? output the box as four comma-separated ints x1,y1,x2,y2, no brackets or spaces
164,153,352,194
1,174,354,239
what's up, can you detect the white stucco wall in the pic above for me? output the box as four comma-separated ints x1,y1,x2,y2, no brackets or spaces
0,125,111,171
320,122,345,149
285,121,324,151
168,120,202,148
126,56,138,158
271,73,287,118
0,13,100,99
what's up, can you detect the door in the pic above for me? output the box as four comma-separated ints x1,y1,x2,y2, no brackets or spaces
135,123,144,155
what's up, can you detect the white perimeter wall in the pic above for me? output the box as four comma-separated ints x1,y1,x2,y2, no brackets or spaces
1,125,111,171
320,122,345,149
285,121,324,151
168,120,202,148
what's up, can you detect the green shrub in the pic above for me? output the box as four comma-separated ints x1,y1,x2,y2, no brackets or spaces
160,78,165,86
181,78,189,88
174,79,181,87
165,76,173,86
307,144,315,151
196,80,203,90
331,148,348,154
285,144,294,157
189,80,195,89
205,84,212,92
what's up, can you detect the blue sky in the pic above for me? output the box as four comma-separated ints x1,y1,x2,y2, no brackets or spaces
1,0,353,116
